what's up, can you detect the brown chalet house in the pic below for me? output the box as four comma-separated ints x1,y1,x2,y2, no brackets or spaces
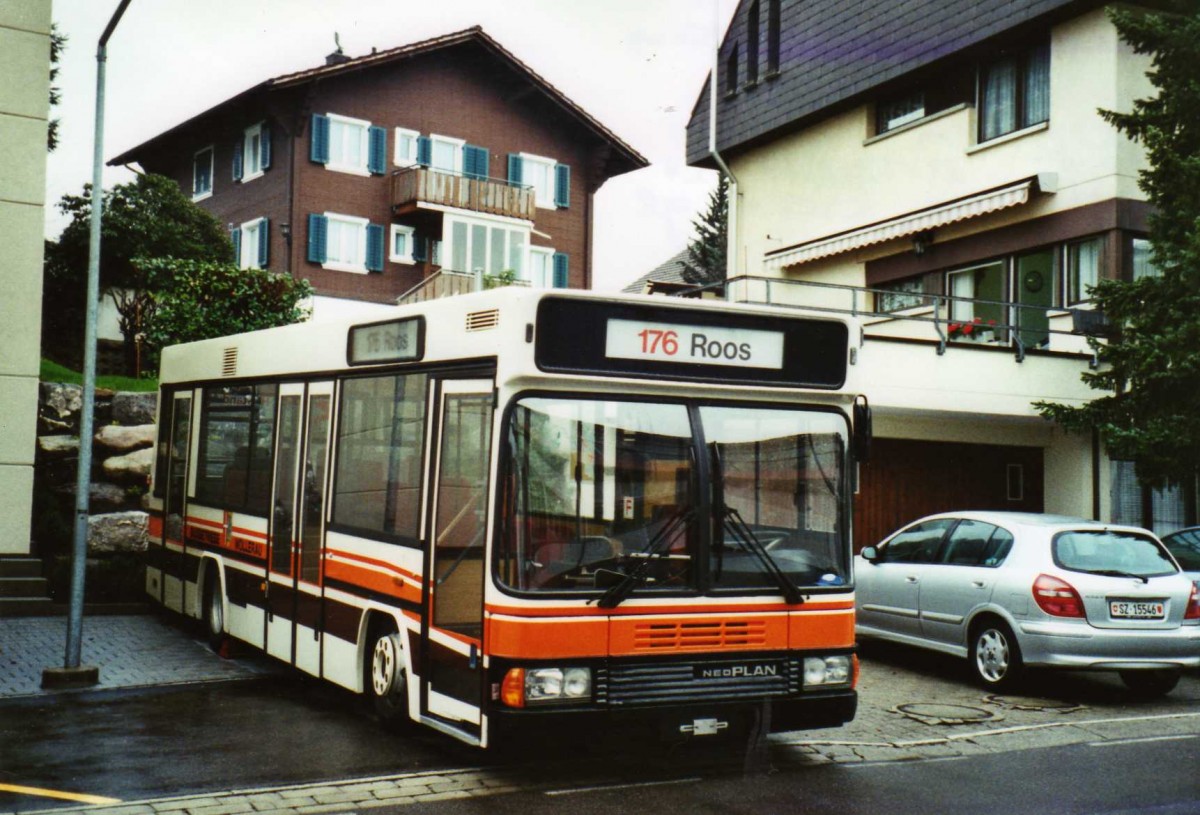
108,27,647,316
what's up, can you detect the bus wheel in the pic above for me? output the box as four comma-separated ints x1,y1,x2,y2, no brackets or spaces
367,628,408,724
203,568,226,653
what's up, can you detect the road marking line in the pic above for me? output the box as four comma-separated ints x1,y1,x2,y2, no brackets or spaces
844,756,970,770
544,777,702,796
0,783,121,805
1088,735,1199,748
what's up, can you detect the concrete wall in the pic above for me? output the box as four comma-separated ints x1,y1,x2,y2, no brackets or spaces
0,2,50,555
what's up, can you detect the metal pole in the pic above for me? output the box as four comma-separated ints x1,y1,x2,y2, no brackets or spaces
60,0,134,678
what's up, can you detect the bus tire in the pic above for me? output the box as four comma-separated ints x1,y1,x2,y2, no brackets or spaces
366,625,408,725
202,565,227,654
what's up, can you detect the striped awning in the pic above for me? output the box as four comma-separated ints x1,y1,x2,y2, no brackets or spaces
763,175,1054,272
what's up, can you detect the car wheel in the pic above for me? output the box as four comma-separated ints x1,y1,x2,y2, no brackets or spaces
203,568,226,653
970,619,1023,690
366,626,409,725
1119,669,1180,699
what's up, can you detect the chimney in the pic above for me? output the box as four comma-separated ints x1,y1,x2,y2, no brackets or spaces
326,32,351,66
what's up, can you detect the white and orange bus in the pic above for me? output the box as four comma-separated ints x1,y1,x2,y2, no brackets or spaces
147,288,868,748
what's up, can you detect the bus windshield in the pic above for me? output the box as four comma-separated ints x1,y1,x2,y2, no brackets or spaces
496,396,849,597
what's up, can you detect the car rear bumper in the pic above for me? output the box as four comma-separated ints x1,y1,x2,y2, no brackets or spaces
1017,620,1200,669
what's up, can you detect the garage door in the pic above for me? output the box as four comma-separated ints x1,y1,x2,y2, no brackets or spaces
853,438,1043,552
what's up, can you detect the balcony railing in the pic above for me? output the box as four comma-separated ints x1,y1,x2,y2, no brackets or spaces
680,275,1106,366
391,167,536,220
396,268,531,306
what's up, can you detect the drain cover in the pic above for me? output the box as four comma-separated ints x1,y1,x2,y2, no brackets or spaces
893,703,1000,726
984,695,1086,714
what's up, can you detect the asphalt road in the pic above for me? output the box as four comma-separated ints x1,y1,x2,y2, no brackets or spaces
2,640,1198,813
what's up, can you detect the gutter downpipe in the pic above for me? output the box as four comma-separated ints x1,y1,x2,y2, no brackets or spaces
710,1,739,286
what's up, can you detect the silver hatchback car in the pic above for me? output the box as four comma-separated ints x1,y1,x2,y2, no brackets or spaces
855,512,1200,695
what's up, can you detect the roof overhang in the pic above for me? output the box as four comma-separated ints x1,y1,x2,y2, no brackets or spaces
763,174,1057,272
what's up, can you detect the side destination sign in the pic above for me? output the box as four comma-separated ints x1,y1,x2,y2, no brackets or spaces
347,317,424,365
606,318,784,370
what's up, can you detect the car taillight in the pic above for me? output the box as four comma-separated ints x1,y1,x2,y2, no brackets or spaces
1186,583,1200,621
1033,574,1086,618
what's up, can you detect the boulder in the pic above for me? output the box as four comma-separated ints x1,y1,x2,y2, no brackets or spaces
111,392,157,426
95,424,156,454
40,382,82,426
90,482,135,513
37,435,80,459
87,511,148,553
101,447,155,484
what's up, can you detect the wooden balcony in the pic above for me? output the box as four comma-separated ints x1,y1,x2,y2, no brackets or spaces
391,167,536,221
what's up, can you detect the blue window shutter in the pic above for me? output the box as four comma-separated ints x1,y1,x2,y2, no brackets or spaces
257,218,270,268
368,126,387,175
232,140,244,181
507,154,523,185
411,229,426,263
554,163,570,208
307,214,327,263
416,136,431,167
260,124,272,170
231,227,242,264
310,114,330,164
552,252,569,288
365,223,385,272
463,144,489,180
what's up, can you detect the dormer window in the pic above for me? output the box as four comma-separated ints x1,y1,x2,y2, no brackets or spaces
877,93,925,133
725,41,739,95
766,0,781,74
746,1,760,85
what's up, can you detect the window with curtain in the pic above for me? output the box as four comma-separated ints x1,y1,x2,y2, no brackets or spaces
1066,237,1102,304
1132,238,1161,280
980,42,1050,142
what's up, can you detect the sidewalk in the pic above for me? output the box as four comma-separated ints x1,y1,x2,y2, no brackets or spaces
0,613,267,698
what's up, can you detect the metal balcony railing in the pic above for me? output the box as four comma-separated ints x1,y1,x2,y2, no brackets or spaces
678,275,1106,365
391,167,536,221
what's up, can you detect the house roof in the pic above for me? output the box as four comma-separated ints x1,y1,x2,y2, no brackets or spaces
110,26,648,174
621,247,693,293
686,0,1099,166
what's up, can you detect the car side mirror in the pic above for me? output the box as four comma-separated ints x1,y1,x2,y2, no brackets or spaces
860,546,879,563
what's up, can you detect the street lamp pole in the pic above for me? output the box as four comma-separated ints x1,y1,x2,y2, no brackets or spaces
44,0,134,688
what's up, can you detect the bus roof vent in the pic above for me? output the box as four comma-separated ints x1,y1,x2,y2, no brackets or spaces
466,309,500,332
221,347,238,377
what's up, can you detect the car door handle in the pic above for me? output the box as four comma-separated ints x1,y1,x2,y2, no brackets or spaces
905,576,919,583
972,580,987,589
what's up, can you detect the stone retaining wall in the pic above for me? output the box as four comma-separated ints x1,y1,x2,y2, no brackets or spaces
35,383,156,557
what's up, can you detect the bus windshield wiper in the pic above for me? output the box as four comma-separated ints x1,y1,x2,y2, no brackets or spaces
597,508,693,609
711,445,803,606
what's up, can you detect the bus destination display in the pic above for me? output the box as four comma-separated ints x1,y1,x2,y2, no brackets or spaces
347,317,423,365
605,318,784,370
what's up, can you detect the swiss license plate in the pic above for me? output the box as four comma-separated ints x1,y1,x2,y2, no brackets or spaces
1109,600,1165,619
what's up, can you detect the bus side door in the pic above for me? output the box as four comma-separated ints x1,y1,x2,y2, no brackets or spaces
157,390,193,611
422,377,493,737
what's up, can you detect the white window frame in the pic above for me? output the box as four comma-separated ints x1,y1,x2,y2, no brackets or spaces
519,152,558,209
443,212,531,278
394,127,419,167
326,113,371,176
238,218,264,269
323,212,369,274
528,246,555,288
1065,236,1102,305
389,224,415,264
242,122,264,182
429,134,465,175
192,145,214,201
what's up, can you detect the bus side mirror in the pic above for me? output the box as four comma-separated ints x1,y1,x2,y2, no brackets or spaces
852,395,872,463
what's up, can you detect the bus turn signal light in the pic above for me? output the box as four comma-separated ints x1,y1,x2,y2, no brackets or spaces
501,668,526,708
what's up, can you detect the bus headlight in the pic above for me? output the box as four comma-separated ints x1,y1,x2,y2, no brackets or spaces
501,667,592,707
803,656,851,688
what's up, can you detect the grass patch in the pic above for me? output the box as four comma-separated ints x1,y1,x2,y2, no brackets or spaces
40,358,158,392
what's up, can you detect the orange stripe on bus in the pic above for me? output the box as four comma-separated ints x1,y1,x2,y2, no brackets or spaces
147,515,163,538
324,559,422,606
326,548,423,584
484,598,854,618
487,616,609,658
789,609,855,650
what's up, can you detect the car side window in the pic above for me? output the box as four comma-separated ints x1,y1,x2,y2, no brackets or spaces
980,527,1014,567
940,520,997,566
878,519,954,563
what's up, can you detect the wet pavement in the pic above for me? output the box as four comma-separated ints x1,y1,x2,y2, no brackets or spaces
2,614,1199,814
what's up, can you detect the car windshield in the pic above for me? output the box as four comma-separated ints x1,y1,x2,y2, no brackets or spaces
1162,529,1200,571
1053,530,1179,578
495,396,849,597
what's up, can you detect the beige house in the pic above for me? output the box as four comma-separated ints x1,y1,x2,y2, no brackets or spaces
0,2,50,556
687,0,1187,546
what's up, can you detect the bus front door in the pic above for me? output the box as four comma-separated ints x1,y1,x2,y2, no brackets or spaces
158,391,192,611
422,378,493,738
266,385,303,664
